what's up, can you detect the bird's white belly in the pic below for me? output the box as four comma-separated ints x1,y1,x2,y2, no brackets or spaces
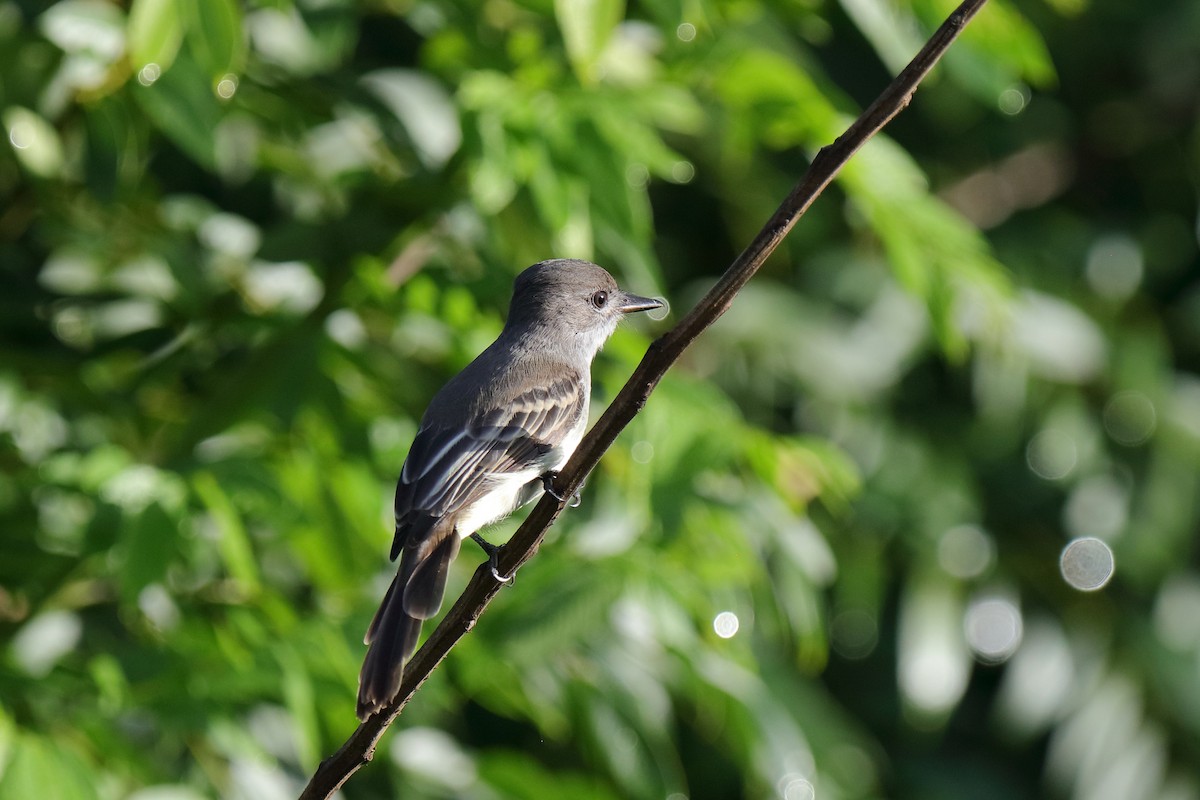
453,413,587,538
455,467,541,537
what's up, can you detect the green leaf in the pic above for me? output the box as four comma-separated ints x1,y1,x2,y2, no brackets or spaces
0,712,12,779
278,647,321,770
478,751,623,800
2,107,65,178
554,0,625,83
83,96,143,200
131,47,221,167
127,0,183,74
0,735,99,800
912,0,1057,95
837,0,926,75
38,0,125,58
181,0,244,80
193,471,261,591
838,133,1013,359
118,502,181,604
710,48,840,148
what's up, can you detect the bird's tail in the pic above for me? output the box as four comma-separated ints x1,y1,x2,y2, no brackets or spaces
357,528,460,720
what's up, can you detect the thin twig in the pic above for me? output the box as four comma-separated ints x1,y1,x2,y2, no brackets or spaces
299,0,989,795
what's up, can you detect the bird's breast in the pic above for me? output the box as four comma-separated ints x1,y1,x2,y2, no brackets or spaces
552,409,587,472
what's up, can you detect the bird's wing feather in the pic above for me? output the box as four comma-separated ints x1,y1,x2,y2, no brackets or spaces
390,372,585,559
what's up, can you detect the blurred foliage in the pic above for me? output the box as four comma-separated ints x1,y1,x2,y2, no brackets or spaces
0,0,1198,798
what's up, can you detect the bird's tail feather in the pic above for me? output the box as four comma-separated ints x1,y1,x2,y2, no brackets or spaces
356,529,460,720
403,533,460,619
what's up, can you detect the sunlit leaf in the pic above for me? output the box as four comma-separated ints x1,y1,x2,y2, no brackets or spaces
3,107,65,178
914,0,1057,89
555,0,625,83
127,0,183,74
0,735,99,800
38,0,125,60
361,69,462,170
838,0,926,75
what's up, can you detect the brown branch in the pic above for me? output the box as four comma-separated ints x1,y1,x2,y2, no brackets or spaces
299,0,989,795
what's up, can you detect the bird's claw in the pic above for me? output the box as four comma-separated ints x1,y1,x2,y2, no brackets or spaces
470,532,514,585
541,471,583,508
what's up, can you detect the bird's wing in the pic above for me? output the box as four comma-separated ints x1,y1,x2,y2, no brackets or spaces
390,371,586,559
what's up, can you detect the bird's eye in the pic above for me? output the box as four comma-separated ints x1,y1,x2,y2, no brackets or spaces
590,290,609,309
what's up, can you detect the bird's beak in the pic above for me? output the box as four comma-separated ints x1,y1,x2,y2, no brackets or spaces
618,293,665,314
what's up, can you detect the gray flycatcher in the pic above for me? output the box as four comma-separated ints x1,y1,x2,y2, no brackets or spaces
357,258,663,719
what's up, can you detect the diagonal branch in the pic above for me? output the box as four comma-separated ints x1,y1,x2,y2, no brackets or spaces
299,0,989,795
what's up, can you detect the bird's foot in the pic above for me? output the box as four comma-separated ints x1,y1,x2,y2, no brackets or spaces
541,470,583,508
469,532,514,584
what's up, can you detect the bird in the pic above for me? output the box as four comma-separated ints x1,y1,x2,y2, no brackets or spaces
356,258,663,719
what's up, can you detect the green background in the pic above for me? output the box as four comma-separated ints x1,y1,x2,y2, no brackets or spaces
1,0,1198,798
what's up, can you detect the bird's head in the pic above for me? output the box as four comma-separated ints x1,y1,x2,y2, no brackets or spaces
505,259,663,359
